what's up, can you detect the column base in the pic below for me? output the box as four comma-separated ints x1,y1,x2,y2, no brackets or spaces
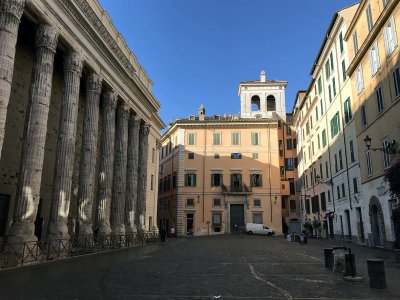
125,225,137,236
97,224,111,237
78,223,93,237
111,224,125,236
7,221,37,244
48,220,70,240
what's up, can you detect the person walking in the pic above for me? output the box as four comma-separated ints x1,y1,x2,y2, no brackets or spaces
170,227,175,238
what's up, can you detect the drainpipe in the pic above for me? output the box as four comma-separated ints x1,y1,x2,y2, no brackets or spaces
203,126,206,223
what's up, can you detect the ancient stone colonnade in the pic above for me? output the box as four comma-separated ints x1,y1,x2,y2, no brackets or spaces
0,0,163,243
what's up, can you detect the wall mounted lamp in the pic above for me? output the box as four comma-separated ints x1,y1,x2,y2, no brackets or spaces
364,135,397,154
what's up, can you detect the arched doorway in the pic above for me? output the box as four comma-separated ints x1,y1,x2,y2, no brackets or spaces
369,196,386,247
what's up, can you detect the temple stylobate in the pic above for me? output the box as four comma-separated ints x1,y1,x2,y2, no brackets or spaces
0,0,165,245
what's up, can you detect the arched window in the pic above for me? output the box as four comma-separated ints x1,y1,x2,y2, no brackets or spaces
267,95,276,111
251,95,260,111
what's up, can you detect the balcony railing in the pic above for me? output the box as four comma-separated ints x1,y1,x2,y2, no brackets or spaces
0,231,159,269
221,184,252,194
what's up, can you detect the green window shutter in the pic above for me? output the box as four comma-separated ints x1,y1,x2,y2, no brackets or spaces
220,174,223,186
259,174,263,187
230,174,234,188
193,174,196,186
211,174,214,186
250,174,253,187
238,174,242,188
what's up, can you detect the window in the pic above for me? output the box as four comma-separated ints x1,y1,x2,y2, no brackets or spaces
325,60,331,79
293,139,297,149
290,200,296,212
252,153,259,159
312,196,320,213
361,104,367,127
356,66,364,93
150,175,154,191
322,129,327,147
306,121,310,135
328,84,332,102
213,198,221,207
252,213,263,224
315,106,319,121
188,152,194,159
319,163,323,180
342,183,346,198
280,166,285,178
383,140,391,169
214,153,220,159
286,139,293,150
279,140,283,156
173,172,177,188
350,140,355,163
334,154,338,173
376,87,384,113
339,150,343,170
285,158,295,171
366,151,372,176
231,132,240,145
186,198,194,206
185,173,196,187
317,134,321,149
267,95,276,111
250,174,263,187
231,153,242,159
320,99,324,115
384,16,398,56
310,116,313,129
330,112,340,138
152,148,155,163
321,192,326,211
339,31,344,53
337,185,341,199
230,173,242,192
188,133,195,145
211,173,223,187
212,212,222,226
370,42,380,75
286,124,292,136
330,52,334,70
328,190,331,202
325,161,329,178
353,178,358,194
251,132,259,145
289,178,295,195
344,98,352,124
393,66,400,97
213,132,221,145
251,95,261,111
318,77,322,94
341,60,346,82
332,77,337,96
305,198,310,214
312,141,315,156
253,199,261,207
353,31,359,54
282,196,287,209
382,0,389,7
366,5,373,32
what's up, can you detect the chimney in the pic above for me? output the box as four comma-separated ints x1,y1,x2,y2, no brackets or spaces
198,104,205,121
260,70,266,82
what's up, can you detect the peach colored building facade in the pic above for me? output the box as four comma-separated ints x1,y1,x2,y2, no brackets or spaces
158,72,299,236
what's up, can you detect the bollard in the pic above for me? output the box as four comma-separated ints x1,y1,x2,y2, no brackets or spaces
324,248,334,269
344,253,356,277
367,259,386,289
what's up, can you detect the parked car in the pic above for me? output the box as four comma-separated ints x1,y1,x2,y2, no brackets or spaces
245,223,275,236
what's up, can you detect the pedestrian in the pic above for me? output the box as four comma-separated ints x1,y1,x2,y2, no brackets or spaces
160,227,167,243
170,227,175,238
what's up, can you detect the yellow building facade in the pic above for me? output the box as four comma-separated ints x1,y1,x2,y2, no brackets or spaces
345,0,400,248
158,73,300,236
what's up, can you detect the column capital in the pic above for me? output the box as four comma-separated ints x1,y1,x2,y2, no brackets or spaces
35,25,58,52
156,139,162,149
140,124,150,137
130,115,142,127
118,104,131,120
102,90,118,109
64,52,84,76
87,73,102,94
0,0,25,19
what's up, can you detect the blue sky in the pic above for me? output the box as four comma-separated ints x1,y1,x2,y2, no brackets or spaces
99,0,358,127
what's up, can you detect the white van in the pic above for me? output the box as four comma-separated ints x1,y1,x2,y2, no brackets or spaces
245,223,275,236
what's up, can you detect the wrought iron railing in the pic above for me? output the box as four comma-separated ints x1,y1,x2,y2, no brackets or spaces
0,231,159,269
221,184,252,193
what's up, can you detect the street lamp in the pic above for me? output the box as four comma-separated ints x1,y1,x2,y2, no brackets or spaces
364,135,397,154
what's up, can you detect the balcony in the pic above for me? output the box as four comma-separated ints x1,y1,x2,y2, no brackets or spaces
221,184,252,195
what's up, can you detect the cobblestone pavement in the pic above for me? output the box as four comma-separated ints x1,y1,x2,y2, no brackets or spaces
0,235,400,299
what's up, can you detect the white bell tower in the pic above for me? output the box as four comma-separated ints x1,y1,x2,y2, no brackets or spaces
238,70,287,121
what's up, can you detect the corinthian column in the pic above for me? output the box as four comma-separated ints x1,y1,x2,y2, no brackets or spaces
48,52,83,240
0,0,25,160
96,90,118,236
110,104,130,236
77,73,102,236
7,25,58,243
125,115,141,234
137,123,150,231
